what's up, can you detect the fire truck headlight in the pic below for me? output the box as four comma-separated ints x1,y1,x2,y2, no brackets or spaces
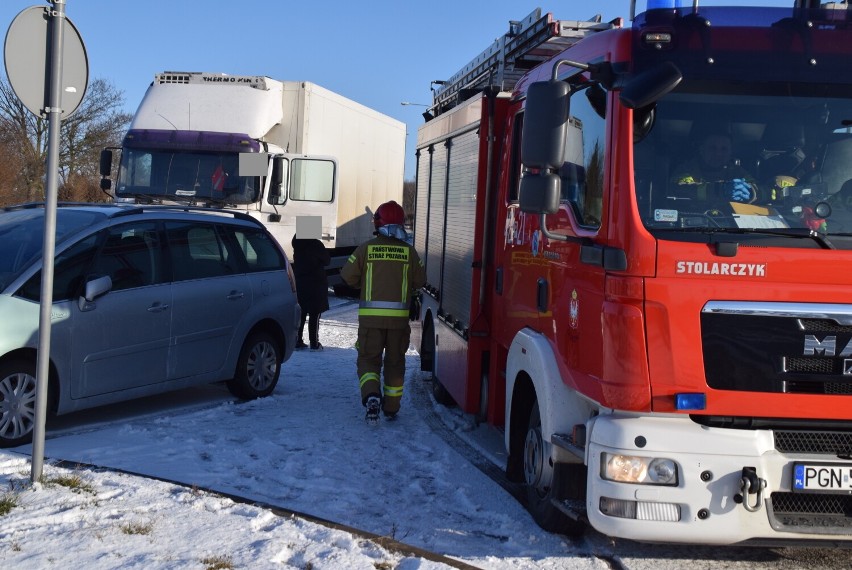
602,453,679,486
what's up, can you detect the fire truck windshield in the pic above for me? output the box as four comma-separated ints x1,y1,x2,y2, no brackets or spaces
634,81,852,242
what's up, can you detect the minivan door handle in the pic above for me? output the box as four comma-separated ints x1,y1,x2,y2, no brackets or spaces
227,290,245,300
147,303,170,313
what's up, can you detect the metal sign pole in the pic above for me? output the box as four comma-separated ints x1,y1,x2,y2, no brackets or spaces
31,0,66,483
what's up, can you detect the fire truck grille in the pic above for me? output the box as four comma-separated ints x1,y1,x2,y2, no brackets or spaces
774,430,852,455
799,319,852,334
825,383,852,395
769,492,852,533
786,357,836,375
701,312,852,393
784,379,852,396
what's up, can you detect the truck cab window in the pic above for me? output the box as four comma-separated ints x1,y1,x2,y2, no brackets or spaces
563,85,606,229
288,158,335,202
635,82,852,239
508,112,524,202
117,148,259,206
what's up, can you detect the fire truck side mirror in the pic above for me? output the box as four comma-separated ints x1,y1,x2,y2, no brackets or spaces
619,61,682,110
519,172,560,215
521,80,570,170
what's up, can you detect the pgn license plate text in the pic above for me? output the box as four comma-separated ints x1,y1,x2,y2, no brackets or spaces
793,463,852,493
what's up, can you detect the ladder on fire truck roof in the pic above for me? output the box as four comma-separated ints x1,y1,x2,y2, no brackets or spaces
430,8,620,117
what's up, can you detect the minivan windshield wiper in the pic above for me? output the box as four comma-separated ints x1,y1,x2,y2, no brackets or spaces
654,226,836,249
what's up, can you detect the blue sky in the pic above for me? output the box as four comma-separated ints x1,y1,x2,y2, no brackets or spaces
2,0,788,180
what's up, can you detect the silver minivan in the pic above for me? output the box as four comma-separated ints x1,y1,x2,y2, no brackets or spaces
0,203,300,447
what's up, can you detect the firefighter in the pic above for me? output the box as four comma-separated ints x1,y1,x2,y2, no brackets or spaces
671,130,757,203
340,200,426,425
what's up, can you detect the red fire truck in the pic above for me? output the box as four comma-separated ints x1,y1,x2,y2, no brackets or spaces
411,1,852,544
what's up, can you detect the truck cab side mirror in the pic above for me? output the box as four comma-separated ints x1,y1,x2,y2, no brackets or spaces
99,149,113,176
519,80,570,215
519,172,561,215
268,156,285,205
99,149,113,192
619,61,682,110
521,80,570,171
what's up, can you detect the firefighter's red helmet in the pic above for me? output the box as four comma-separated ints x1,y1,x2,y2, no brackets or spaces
373,200,405,227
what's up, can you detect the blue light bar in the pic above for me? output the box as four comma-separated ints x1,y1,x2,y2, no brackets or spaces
647,0,682,9
675,393,706,411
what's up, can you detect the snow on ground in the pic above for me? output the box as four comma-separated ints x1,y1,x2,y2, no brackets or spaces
0,298,592,569
0,453,453,569
0,298,848,569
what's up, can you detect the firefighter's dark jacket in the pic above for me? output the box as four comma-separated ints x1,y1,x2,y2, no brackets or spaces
341,234,426,330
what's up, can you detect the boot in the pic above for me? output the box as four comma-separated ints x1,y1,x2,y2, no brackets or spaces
365,395,381,426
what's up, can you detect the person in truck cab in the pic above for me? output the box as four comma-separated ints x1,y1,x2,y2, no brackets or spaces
340,200,426,425
670,129,758,203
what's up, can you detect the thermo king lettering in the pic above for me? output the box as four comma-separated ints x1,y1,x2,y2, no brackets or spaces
675,261,766,277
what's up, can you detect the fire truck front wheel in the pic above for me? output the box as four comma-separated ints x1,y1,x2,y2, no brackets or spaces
524,400,585,535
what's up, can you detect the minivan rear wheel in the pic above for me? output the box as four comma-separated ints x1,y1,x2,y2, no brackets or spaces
0,359,38,448
227,331,281,399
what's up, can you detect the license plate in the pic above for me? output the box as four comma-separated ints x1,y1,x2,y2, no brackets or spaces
792,463,852,494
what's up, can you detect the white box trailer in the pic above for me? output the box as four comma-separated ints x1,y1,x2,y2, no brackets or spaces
102,71,406,279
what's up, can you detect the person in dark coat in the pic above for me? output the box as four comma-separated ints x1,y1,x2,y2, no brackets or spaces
291,235,330,350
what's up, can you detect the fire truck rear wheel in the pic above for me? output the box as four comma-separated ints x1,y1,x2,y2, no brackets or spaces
430,371,456,407
524,400,582,534
475,372,488,423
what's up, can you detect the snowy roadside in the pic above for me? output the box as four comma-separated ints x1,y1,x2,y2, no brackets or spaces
1,299,849,569
0,452,458,570
0,300,590,569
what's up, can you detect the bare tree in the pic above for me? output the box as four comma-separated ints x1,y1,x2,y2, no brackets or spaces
0,129,21,205
0,76,132,206
402,178,416,227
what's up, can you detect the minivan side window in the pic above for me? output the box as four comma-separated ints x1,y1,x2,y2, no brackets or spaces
90,222,164,291
18,233,101,302
231,227,284,272
165,221,237,281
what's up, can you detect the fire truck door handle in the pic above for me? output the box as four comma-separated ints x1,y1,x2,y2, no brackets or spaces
537,278,548,313
495,267,503,295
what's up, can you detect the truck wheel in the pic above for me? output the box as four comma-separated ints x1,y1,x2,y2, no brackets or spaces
476,371,489,424
227,331,281,400
524,400,583,534
0,359,38,448
430,371,456,407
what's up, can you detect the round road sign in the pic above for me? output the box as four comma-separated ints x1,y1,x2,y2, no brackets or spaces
4,5,88,118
